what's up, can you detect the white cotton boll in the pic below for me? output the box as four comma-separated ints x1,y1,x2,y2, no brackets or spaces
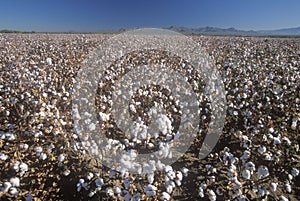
9,187,18,196
21,143,29,150
291,168,299,177
175,179,181,186
166,134,172,141
106,187,114,197
46,58,52,65
199,187,204,198
209,176,216,183
87,172,94,180
35,146,43,153
282,137,291,145
273,136,281,145
258,146,266,154
269,127,274,133
12,161,20,172
156,114,172,135
285,183,292,193
291,118,298,130
166,184,173,194
160,192,171,200
144,184,157,193
270,182,278,192
95,178,104,188
165,165,173,173
39,153,47,160
63,169,70,176
176,171,183,181
114,186,122,195
181,167,189,177
208,189,217,201
242,169,251,180
0,153,8,161
88,191,95,197
10,177,20,187
147,173,155,184
258,187,267,197
258,166,269,179
156,160,165,171
264,152,273,161
99,112,110,121
166,170,176,180
240,150,251,162
1,181,12,192
19,162,28,176
58,154,65,163
279,195,289,201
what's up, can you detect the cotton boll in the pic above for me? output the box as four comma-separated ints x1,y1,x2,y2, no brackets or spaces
166,184,173,194
181,167,189,177
258,146,266,154
285,183,292,193
87,172,94,180
160,192,171,200
19,162,28,176
273,136,281,145
282,137,291,145
9,187,19,196
39,153,47,160
1,181,12,192
242,169,251,180
270,182,278,192
10,177,20,187
257,166,269,179
0,153,8,161
240,150,251,162
176,171,183,181
106,187,114,197
199,186,204,198
63,169,71,176
95,178,104,188
291,168,299,177
207,189,217,201
88,191,95,197
99,112,110,121
258,187,268,197
58,154,66,163
114,186,122,195
147,173,155,184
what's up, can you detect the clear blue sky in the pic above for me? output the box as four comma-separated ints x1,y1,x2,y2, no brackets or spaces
0,0,299,32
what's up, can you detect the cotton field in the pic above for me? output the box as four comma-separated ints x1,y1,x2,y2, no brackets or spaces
0,33,299,201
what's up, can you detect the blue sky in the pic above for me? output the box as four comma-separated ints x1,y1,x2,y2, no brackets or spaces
0,0,299,32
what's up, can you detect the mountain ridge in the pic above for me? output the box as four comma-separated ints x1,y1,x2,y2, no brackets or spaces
164,26,300,36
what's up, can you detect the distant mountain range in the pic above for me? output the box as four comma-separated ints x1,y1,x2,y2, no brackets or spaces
1,26,300,36
164,26,300,36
